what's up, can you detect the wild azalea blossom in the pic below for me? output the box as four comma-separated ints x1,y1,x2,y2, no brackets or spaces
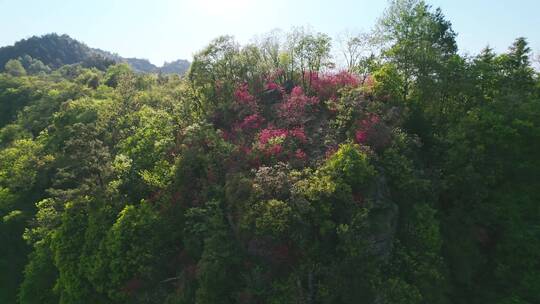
236,113,265,131
355,130,368,143
294,149,307,161
264,144,283,157
258,127,306,145
265,82,282,91
311,71,360,100
355,114,380,144
259,127,289,145
288,127,307,143
230,76,362,163
234,83,258,113
278,86,319,125
256,126,308,159
234,83,255,104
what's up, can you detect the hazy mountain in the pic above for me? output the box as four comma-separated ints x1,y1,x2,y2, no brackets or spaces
0,33,190,74
160,59,190,75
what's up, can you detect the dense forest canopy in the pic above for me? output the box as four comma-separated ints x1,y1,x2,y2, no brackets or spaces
1,1,539,303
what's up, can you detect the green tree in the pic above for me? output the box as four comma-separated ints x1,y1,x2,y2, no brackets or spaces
377,0,457,101
4,59,27,76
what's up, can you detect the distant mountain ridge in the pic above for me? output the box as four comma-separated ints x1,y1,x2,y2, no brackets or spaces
0,33,190,74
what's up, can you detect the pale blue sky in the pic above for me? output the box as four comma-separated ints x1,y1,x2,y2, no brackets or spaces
1,0,538,65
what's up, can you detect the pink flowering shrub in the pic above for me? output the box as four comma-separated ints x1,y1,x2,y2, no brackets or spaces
236,114,265,131
265,82,282,91
258,127,307,146
216,73,387,170
253,126,309,164
355,114,380,144
234,83,256,104
233,83,258,115
354,114,392,151
355,130,368,143
288,127,307,143
294,149,307,161
278,86,319,126
228,85,265,142
265,144,283,157
311,71,360,101
259,127,289,145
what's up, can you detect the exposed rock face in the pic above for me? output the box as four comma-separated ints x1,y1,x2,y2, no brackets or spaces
368,172,399,304
367,173,398,259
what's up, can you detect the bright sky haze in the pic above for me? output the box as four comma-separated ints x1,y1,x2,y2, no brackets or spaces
1,0,539,65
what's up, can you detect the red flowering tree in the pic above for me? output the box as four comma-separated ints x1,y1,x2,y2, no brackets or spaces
233,83,259,118
353,114,392,151
355,114,380,144
225,84,266,145
311,71,360,101
253,126,308,165
234,114,265,133
277,86,319,126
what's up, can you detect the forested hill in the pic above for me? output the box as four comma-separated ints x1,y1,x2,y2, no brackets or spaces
1,1,539,304
0,33,190,74
160,59,191,75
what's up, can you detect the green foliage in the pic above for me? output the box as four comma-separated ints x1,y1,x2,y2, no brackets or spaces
5,59,27,76
252,199,292,237
102,201,164,301
50,199,93,303
0,139,48,303
0,139,43,193
18,239,59,304
18,55,51,75
322,143,376,190
184,201,241,304
0,33,109,70
104,64,133,88
0,6,539,304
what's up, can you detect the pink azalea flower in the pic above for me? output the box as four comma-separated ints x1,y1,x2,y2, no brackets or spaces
294,149,307,160
265,82,282,90
289,127,307,143
278,86,319,125
259,127,288,145
354,114,380,144
355,130,368,143
311,71,360,100
238,114,265,130
265,144,283,156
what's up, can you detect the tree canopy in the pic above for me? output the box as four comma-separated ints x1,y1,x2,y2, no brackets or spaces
1,1,539,303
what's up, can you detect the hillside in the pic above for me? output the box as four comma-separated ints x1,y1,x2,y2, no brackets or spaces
160,59,191,75
0,33,190,74
0,1,539,304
